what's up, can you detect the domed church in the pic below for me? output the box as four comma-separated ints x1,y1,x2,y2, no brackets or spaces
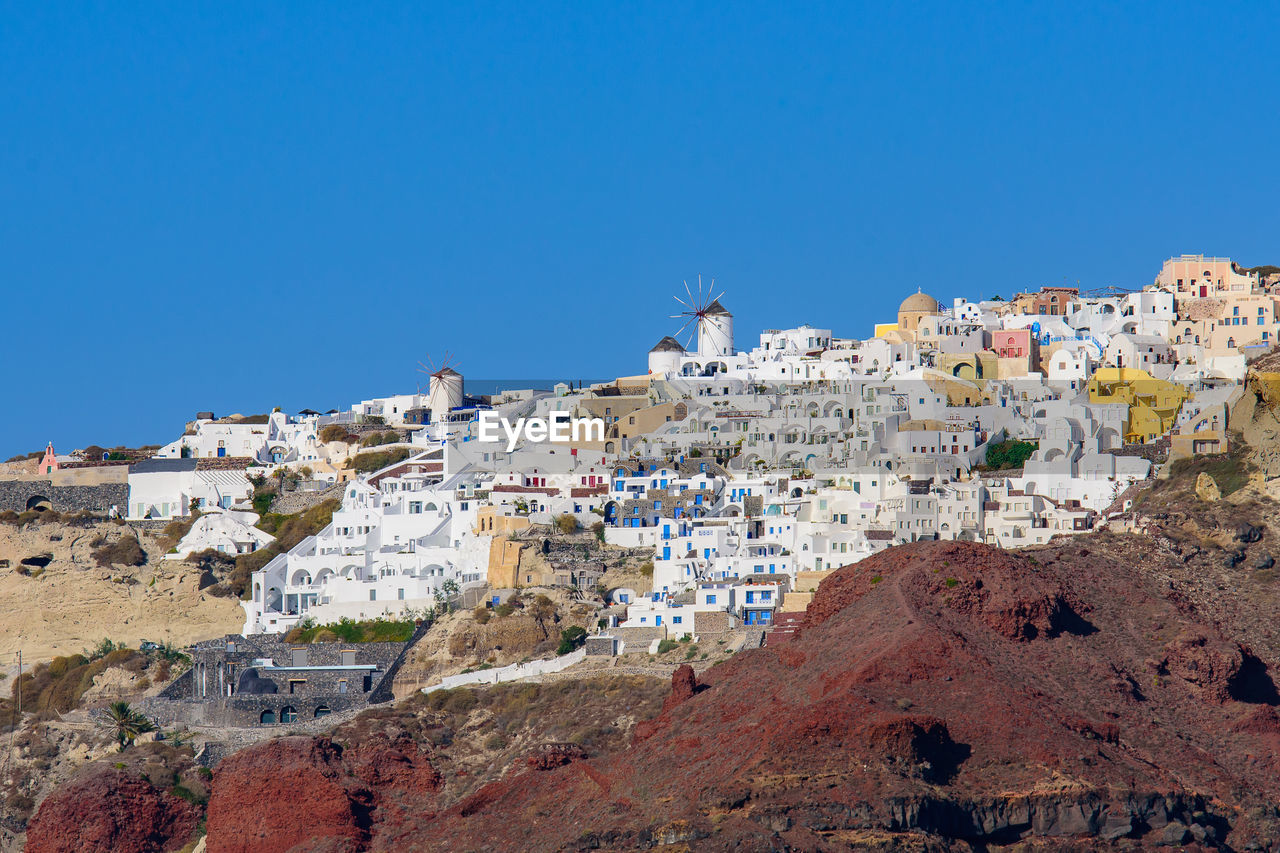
897,289,941,339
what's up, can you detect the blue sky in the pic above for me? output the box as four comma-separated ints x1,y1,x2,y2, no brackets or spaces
2,2,1277,456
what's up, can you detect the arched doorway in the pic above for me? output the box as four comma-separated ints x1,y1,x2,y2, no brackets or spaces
25,495,52,512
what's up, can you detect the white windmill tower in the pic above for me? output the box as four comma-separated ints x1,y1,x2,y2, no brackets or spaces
670,276,734,360
417,353,464,427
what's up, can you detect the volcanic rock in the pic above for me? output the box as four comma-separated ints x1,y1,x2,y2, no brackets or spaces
25,766,201,853
205,734,439,853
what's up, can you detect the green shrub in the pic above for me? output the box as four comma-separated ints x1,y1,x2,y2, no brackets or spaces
554,513,579,535
657,638,678,654
284,616,417,644
170,784,206,806
443,688,479,715
983,439,1038,470
557,626,587,655
223,499,339,598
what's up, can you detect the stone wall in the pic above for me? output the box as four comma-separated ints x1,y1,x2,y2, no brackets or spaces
1107,437,1170,464
614,626,666,646
424,648,588,693
366,618,436,704
141,692,368,728
0,480,128,513
693,610,734,634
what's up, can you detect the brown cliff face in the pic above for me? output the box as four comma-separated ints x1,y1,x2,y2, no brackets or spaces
24,766,201,853
32,532,1280,850
375,538,1280,850
203,733,441,853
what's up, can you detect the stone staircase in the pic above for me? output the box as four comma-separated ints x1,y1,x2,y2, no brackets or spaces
764,612,805,646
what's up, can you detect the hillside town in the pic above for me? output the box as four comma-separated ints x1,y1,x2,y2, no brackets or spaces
7,253,1280,851
2,255,1272,661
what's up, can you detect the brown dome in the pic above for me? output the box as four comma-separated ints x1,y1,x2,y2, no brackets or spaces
899,290,939,314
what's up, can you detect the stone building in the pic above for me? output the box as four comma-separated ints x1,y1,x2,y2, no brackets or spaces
148,634,406,727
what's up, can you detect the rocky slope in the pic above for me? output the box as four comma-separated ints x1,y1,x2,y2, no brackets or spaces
21,741,207,853
375,537,1280,850
0,519,244,664
29,523,1280,850
389,591,600,699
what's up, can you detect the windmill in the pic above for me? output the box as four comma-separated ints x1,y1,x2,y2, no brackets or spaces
416,352,464,421
670,276,733,358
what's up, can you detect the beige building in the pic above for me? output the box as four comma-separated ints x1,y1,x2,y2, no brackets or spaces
485,535,571,588
896,290,941,341
1161,256,1280,357
474,506,533,536
1156,254,1259,297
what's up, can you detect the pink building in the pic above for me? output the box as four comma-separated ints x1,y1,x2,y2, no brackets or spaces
1156,254,1258,298
38,442,59,475
989,328,1040,373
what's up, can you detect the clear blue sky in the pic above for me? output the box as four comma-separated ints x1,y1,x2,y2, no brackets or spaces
2,2,1277,456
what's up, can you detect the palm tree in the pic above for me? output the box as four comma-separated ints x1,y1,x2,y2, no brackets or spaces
105,701,154,750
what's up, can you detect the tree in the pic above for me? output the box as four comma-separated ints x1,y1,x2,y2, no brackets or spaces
105,701,154,750
438,579,460,614
529,594,558,640
557,626,587,655
554,513,579,535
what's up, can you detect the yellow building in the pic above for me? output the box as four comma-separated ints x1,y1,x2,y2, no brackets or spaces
474,506,533,536
874,322,900,338
1087,367,1188,444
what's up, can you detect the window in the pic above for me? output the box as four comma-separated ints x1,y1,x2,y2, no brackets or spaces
369,589,377,601
706,594,717,604
338,680,348,694
280,706,298,723
289,679,306,694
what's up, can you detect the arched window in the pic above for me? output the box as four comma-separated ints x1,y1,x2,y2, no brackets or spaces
314,705,331,719
280,706,298,723
260,710,276,725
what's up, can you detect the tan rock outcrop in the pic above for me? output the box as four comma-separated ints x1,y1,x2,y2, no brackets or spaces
0,520,244,664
